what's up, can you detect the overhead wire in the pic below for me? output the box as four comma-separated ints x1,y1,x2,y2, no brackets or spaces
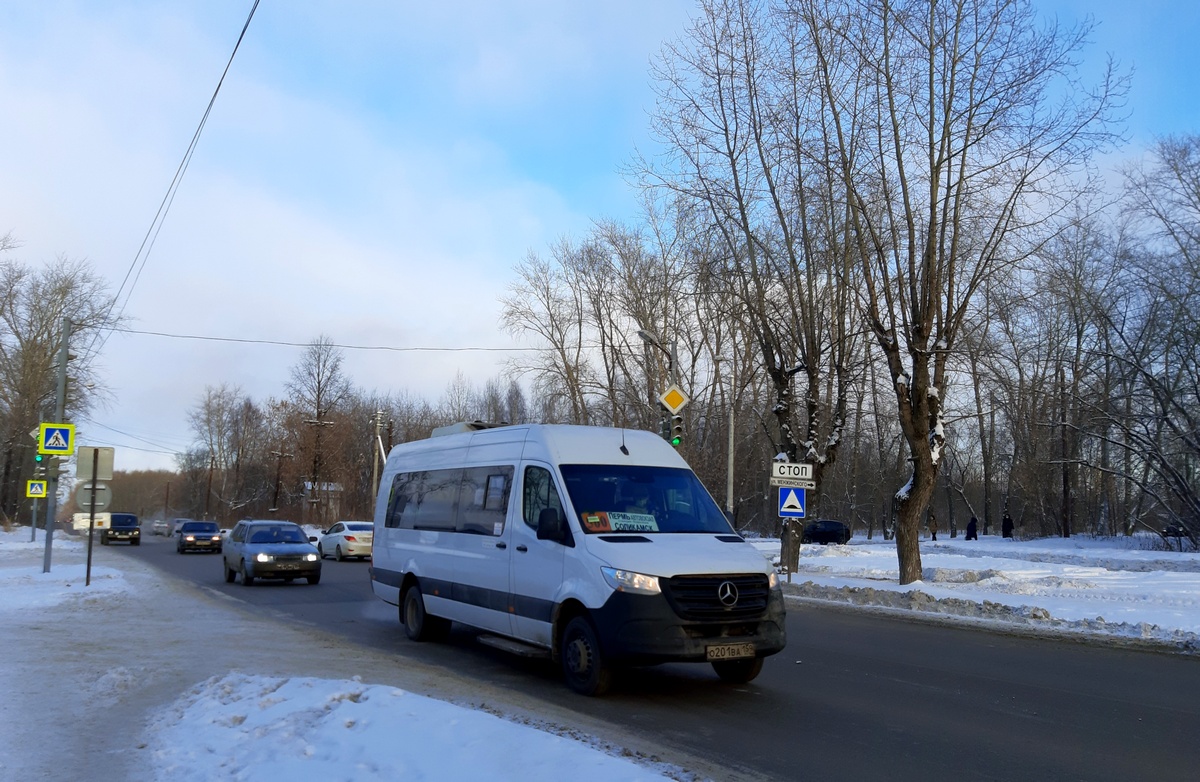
78,0,263,370
107,326,537,352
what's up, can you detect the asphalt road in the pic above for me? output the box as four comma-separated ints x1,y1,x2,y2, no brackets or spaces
123,532,1200,781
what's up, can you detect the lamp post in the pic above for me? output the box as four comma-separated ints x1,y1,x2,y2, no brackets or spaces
715,356,735,515
637,328,678,388
42,317,71,573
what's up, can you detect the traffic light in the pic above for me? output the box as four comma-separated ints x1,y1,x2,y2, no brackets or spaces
34,453,43,463
659,415,670,440
670,414,684,447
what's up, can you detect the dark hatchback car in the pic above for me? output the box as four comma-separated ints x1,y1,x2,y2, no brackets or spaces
222,520,321,586
177,520,222,553
802,519,852,545
100,513,140,546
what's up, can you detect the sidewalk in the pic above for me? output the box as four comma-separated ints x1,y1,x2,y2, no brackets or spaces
0,530,740,782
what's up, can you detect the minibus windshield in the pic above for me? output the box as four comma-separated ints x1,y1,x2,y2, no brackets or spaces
560,464,734,535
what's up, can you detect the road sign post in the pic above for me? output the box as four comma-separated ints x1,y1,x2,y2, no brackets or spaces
84,447,99,587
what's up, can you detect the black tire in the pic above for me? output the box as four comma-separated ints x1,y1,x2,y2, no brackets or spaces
334,545,344,562
224,563,236,583
560,616,612,696
307,573,321,585
100,536,109,546
712,656,764,684
240,562,255,586
317,543,325,560
132,539,140,546
402,585,448,641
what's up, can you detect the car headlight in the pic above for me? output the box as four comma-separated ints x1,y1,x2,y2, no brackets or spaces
255,553,274,563
601,567,661,595
210,536,221,541
185,535,195,541
768,571,780,589
304,553,319,562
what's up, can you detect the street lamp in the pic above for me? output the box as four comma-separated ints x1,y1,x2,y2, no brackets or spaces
637,328,679,387
715,356,735,515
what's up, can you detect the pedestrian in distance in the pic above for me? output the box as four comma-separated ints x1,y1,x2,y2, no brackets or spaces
966,516,979,540
928,512,938,542
1002,511,1014,539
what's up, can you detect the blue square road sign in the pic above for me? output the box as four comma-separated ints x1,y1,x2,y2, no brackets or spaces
38,423,75,455
778,487,806,518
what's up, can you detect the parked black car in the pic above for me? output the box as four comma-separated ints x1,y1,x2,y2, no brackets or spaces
801,519,852,545
100,513,140,546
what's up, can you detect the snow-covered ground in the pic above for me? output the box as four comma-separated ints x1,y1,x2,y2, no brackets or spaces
757,532,1200,649
2,525,1197,780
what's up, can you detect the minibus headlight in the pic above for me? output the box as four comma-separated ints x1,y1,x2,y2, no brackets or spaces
601,567,661,595
768,571,780,589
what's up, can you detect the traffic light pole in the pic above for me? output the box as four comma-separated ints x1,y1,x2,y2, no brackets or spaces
42,317,70,574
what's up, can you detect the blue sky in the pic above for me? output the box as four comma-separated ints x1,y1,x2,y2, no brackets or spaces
1,0,1196,471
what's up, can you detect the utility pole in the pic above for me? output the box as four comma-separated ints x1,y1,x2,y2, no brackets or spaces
371,410,385,496
269,449,294,513
304,411,335,527
204,455,216,520
42,317,70,573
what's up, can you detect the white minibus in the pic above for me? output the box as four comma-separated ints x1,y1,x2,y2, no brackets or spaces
369,423,786,695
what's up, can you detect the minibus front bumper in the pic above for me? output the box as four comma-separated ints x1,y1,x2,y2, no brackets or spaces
590,586,786,664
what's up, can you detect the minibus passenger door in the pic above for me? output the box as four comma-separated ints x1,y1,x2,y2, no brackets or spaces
509,464,567,647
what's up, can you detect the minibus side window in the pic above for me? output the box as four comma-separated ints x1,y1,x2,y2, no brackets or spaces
458,466,513,536
386,472,417,528
522,466,564,530
410,469,460,531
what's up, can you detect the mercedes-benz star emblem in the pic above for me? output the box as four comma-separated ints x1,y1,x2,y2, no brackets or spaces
718,581,739,606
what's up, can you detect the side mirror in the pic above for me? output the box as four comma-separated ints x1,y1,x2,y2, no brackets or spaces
308,536,319,543
536,508,573,546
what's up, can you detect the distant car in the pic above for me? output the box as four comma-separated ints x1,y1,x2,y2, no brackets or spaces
168,518,194,536
100,513,140,546
176,520,223,553
151,519,169,536
802,519,852,545
222,520,321,586
317,521,374,561
1163,522,1188,538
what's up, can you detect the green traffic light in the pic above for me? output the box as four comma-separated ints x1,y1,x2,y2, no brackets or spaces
34,453,43,462
670,436,682,447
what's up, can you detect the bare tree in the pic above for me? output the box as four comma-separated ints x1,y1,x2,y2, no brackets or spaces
794,0,1124,582
0,251,116,520
287,335,352,527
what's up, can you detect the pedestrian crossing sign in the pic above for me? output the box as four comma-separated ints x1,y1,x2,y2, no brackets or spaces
778,487,806,518
27,480,48,498
38,423,75,455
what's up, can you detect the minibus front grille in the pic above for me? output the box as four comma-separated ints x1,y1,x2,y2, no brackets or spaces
662,574,770,620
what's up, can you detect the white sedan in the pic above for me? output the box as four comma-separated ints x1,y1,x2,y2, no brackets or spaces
317,521,374,561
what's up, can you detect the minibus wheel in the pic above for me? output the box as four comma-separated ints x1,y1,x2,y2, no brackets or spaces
403,585,449,641
561,616,612,696
712,656,764,684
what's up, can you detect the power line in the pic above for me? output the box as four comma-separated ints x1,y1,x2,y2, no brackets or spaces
79,418,188,454
108,326,537,352
80,0,262,368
